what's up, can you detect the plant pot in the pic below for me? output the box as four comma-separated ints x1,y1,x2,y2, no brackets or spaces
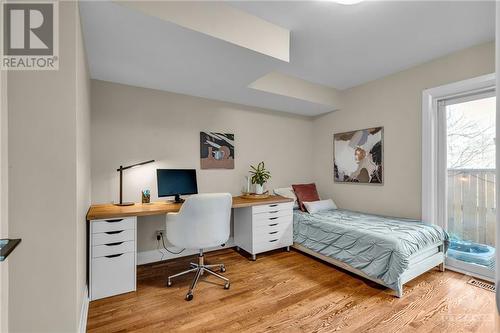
255,184,264,194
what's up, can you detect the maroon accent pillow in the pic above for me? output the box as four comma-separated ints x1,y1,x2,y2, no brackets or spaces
292,183,320,212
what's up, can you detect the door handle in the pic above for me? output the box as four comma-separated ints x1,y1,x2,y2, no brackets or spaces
105,253,123,258
105,230,124,235
105,242,123,246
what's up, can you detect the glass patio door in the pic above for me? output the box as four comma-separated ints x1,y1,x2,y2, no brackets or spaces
439,90,496,280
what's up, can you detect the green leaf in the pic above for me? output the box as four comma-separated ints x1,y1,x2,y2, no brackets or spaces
248,161,271,186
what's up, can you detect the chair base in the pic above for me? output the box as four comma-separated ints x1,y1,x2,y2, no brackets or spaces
167,250,230,301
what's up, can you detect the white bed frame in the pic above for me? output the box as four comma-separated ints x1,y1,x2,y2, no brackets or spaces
292,241,445,298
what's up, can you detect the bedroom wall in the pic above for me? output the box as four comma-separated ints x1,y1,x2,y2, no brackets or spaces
312,41,495,219
76,3,92,330
0,45,8,333
7,2,91,331
90,80,315,256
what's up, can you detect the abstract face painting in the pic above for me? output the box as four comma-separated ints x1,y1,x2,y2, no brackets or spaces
333,127,383,184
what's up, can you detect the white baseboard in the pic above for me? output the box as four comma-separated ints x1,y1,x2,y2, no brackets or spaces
137,238,235,265
79,285,89,333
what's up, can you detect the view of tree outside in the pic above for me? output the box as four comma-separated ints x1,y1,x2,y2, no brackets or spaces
446,96,496,169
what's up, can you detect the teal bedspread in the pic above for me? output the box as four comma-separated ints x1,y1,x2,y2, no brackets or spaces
293,209,448,292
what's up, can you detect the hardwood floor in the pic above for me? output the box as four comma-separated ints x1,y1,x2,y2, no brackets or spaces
87,248,496,333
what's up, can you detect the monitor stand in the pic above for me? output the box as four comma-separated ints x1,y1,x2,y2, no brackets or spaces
173,194,184,203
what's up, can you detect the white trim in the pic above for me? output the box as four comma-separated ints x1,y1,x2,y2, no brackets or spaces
443,89,495,107
422,73,496,226
422,73,496,279
497,2,500,314
445,259,495,283
78,285,89,333
137,238,235,265
436,100,447,230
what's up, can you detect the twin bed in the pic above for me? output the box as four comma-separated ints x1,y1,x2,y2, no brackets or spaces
291,208,449,297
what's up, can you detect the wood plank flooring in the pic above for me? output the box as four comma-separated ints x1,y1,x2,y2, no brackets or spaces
87,248,496,333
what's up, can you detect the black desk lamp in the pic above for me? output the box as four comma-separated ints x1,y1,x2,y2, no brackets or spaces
115,160,155,206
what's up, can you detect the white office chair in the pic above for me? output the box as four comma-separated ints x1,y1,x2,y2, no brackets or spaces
165,193,232,301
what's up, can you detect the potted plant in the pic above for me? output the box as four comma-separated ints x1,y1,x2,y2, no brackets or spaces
249,161,271,194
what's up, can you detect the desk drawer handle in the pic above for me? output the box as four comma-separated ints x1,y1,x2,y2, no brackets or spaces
269,217,278,220
269,239,278,243
269,211,279,214
105,253,123,258
105,242,123,246
269,204,278,207
105,219,123,223
268,223,278,227
269,231,278,235
105,230,123,235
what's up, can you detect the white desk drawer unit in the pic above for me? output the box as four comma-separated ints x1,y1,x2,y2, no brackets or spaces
92,229,135,246
234,201,293,260
90,217,137,300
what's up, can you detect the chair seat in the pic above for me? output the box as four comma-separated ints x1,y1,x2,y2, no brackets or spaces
165,193,232,300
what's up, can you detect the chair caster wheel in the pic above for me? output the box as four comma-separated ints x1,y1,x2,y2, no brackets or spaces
185,292,193,301
224,282,230,290
220,266,226,273
167,280,172,287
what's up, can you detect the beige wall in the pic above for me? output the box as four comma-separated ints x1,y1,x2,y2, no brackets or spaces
76,3,91,330
7,2,90,332
91,43,494,253
91,80,314,252
0,45,8,333
313,42,495,219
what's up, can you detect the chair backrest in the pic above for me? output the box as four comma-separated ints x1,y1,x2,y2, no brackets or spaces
165,193,232,249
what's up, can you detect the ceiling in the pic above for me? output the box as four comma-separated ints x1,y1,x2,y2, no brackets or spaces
80,1,495,116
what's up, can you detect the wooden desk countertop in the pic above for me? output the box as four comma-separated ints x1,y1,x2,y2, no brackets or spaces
87,195,293,221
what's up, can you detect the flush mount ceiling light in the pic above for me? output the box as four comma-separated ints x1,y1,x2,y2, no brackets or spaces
334,0,364,4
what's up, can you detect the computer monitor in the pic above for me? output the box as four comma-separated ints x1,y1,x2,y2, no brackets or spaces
156,169,198,203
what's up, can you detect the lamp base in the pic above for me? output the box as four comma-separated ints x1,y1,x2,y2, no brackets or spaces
114,202,135,206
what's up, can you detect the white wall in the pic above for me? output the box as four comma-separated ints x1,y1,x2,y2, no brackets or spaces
312,42,495,219
90,80,314,253
7,2,91,332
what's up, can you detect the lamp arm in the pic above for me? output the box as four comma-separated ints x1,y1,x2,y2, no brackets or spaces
117,159,155,171
114,160,154,206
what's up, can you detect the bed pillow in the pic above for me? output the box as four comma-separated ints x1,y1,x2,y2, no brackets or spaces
273,187,299,209
292,183,320,211
303,199,337,214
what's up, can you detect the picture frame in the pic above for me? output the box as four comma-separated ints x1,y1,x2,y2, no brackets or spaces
333,127,383,184
200,132,235,169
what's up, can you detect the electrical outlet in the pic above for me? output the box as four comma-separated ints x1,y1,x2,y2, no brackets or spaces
155,230,164,237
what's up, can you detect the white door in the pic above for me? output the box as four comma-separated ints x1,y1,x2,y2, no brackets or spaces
438,90,496,280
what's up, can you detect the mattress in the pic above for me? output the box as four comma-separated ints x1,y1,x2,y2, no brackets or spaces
293,209,449,291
